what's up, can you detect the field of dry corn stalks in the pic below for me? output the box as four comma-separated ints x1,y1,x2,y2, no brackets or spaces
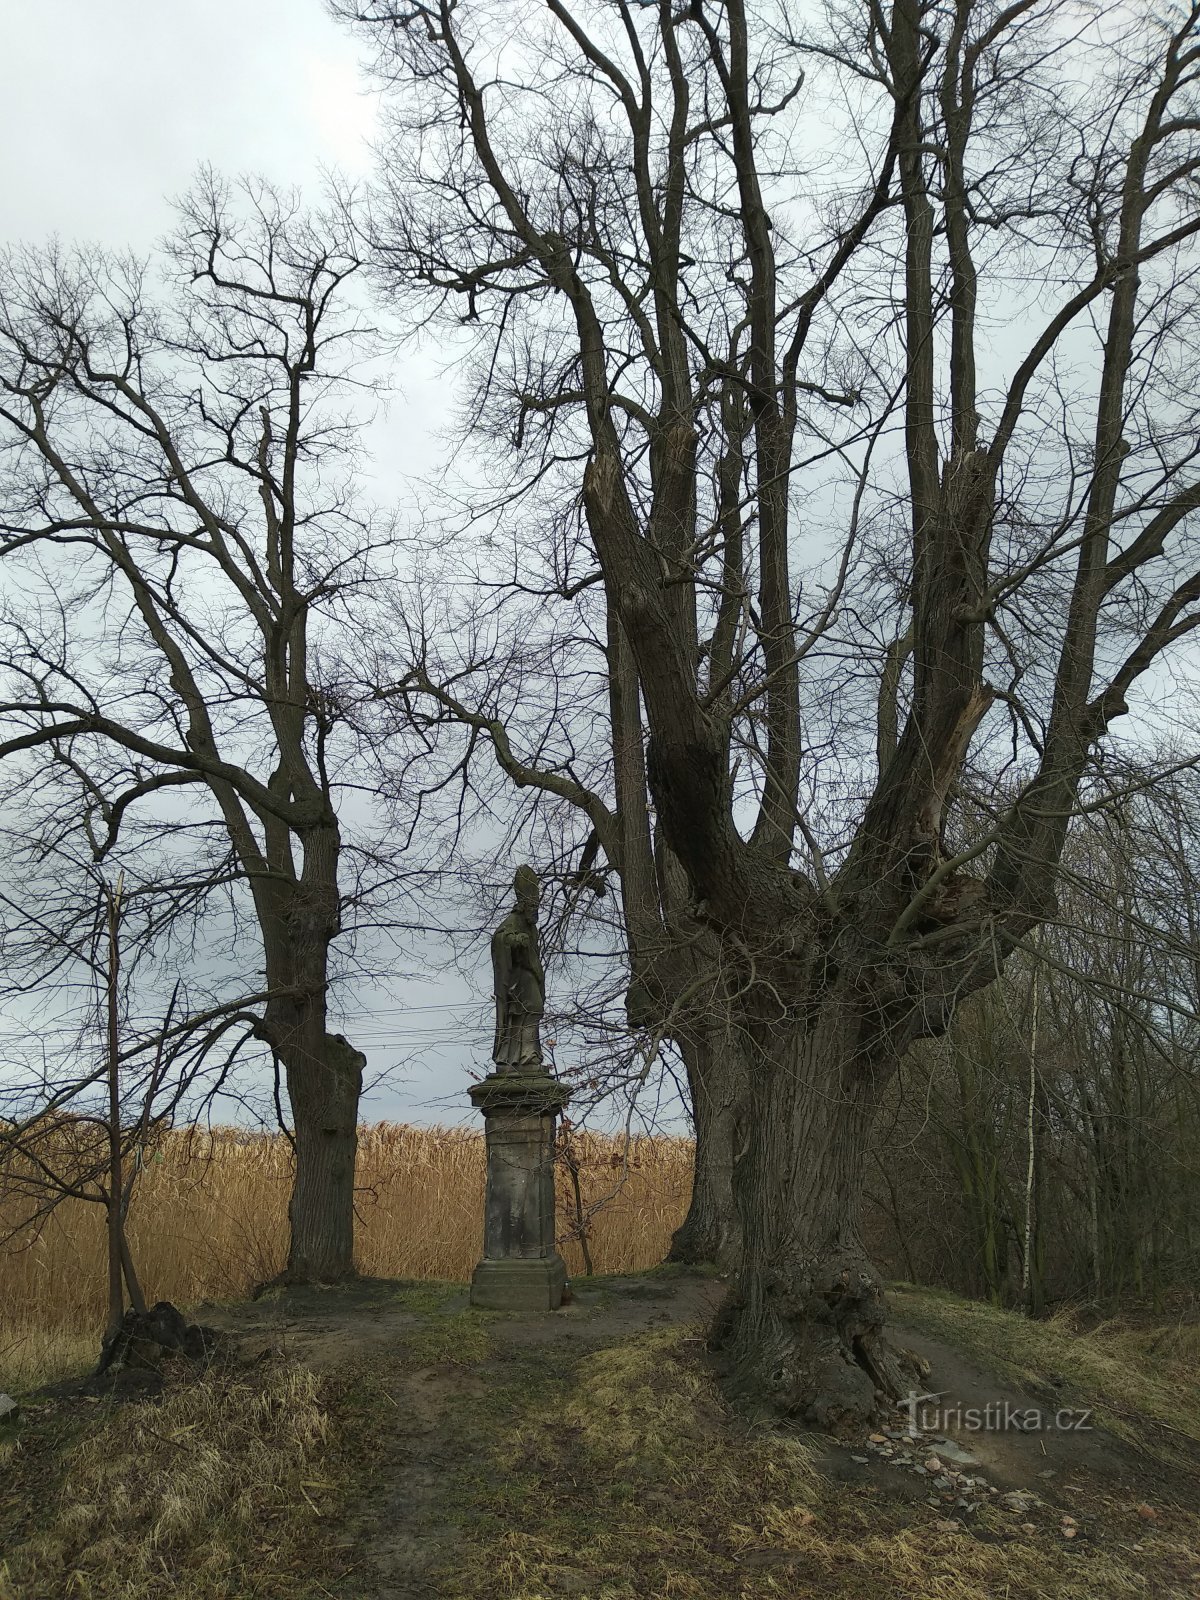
0,1123,693,1387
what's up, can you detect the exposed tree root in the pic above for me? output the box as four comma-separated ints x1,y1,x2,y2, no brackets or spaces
713,1254,927,1431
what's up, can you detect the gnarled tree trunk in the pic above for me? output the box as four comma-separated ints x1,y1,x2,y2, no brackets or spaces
714,990,919,1427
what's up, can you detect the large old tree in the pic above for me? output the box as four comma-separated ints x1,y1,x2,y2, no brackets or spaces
344,0,1200,1418
0,177,396,1281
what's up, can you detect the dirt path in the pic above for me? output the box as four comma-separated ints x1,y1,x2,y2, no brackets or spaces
205,1270,724,1370
889,1316,1138,1484
205,1272,729,1598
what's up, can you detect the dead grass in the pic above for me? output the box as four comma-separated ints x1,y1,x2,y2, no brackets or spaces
444,1323,1194,1600
0,1122,692,1389
4,1279,1199,1600
0,1358,337,1600
890,1282,1200,1459
0,1324,96,1395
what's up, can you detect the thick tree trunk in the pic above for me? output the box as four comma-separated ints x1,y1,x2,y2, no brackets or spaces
668,1028,746,1271
254,818,365,1285
283,1031,364,1282
715,997,920,1428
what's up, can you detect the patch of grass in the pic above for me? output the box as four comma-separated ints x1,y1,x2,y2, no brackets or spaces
0,1359,342,1600
890,1283,1200,1461
398,1304,496,1367
552,1326,761,1482
0,1320,96,1394
20,1280,1192,1600
386,1278,468,1316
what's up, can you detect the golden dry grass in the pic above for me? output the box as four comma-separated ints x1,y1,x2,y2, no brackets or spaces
0,1358,335,1600
0,1122,692,1388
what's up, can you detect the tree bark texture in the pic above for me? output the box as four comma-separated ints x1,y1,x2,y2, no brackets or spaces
713,991,919,1427
608,607,748,1272
668,1027,746,1272
104,881,126,1343
257,821,363,1283
285,1032,364,1281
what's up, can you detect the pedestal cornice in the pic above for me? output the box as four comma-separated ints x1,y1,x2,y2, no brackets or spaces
468,1069,571,1116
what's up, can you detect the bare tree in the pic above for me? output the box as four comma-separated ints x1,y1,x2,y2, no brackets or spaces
340,0,1200,1419
0,172,410,1282
871,776,1200,1312
0,853,204,1347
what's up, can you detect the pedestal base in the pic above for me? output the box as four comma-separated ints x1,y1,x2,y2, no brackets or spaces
470,1254,567,1312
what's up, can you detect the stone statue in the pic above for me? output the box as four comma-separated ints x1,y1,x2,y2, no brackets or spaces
490,865,546,1072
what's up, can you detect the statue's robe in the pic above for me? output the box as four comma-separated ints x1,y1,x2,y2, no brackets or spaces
490,909,545,1069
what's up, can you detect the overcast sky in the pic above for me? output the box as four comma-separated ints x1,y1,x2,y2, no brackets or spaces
0,1,499,1125
2,1,375,246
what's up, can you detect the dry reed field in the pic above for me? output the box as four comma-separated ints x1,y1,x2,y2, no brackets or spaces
0,1123,693,1387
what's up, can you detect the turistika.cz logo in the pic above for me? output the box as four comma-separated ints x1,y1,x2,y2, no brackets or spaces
900,1391,1094,1432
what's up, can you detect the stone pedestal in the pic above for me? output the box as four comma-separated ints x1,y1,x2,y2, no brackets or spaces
468,1069,570,1311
